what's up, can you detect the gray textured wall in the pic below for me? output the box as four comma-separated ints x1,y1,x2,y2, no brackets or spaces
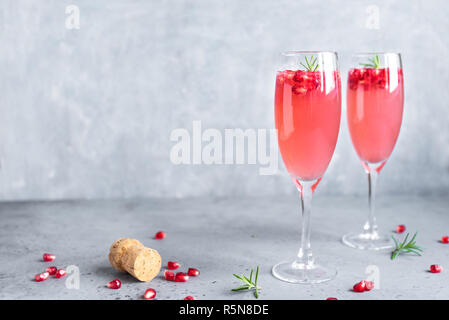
0,0,448,200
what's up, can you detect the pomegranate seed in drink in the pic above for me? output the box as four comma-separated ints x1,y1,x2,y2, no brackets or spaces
167,261,180,270
144,288,156,300
187,268,200,277
43,253,56,262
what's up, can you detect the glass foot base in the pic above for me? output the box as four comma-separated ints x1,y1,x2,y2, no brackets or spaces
342,232,393,250
272,261,337,284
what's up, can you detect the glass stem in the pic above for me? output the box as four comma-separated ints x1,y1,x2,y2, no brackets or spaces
294,180,314,267
364,168,379,237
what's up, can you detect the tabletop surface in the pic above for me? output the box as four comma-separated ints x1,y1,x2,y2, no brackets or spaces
1,194,448,300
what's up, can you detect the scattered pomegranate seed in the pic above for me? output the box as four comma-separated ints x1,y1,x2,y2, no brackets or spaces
430,265,443,273
441,236,449,244
164,270,175,281
55,269,66,279
34,272,50,282
396,225,406,233
187,268,200,277
154,231,165,240
353,281,367,293
143,288,156,300
167,261,180,270
43,253,56,262
326,297,338,300
45,266,57,275
175,272,189,282
106,278,121,289
365,281,374,291
184,296,195,300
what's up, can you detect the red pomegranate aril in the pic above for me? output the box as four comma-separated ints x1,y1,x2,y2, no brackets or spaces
43,253,56,262
175,272,189,282
353,281,366,292
326,297,338,300
396,225,406,233
144,288,156,300
34,272,50,282
167,261,180,270
365,281,374,291
164,270,175,281
107,279,121,289
184,296,195,300
441,236,449,244
187,268,200,277
55,269,66,279
46,266,58,275
292,85,307,95
430,265,443,273
154,231,166,240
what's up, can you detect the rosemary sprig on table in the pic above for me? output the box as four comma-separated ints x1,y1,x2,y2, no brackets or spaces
360,55,381,69
300,56,319,71
391,232,424,260
232,266,261,298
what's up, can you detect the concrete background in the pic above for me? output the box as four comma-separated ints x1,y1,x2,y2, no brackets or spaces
0,0,448,201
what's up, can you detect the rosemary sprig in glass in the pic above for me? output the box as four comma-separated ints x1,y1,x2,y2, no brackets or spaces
360,55,381,69
232,266,261,298
300,56,319,71
391,232,424,260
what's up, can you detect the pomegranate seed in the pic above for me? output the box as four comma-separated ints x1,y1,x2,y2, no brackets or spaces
34,272,50,282
353,281,366,292
164,270,175,281
430,265,443,273
365,281,374,291
326,297,338,300
46,266,57,275
167,261,180,270
107,279,121,289
154,231,165,240
292,85,307,95
55,269,66,279
441,236,449,244
184,296,195,300
187,268,200,277
175,272,189,282
43,253,55,262
396,225,406,233
143,288,156,300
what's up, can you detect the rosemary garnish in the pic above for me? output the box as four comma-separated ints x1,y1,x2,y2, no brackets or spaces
300,56,319,71
360,55,381,69
232,266,261,298
391,232,424,260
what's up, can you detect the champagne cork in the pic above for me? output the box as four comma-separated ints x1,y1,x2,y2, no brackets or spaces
108,238,161,282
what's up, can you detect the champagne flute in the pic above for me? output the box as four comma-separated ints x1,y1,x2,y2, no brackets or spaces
273,51,341,283
342,53,404,250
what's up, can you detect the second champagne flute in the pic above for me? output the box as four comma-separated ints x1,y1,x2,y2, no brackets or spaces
342,52,404,250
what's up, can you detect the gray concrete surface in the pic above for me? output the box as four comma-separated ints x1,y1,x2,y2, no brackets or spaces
1,194,448,300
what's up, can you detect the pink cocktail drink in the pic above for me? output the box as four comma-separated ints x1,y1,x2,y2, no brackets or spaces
275,70,341,181
347,68,404,164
